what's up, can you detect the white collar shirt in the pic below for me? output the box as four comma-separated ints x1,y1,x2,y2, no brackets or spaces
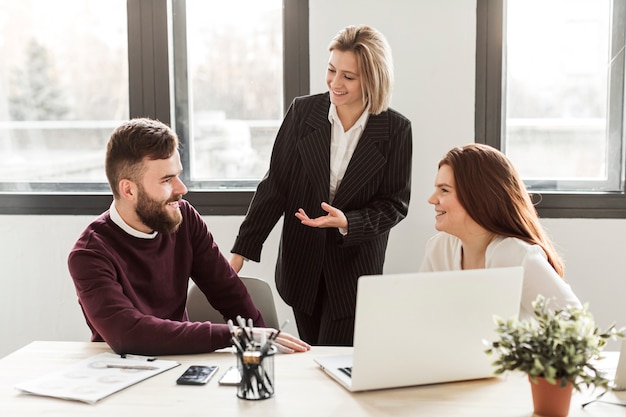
327,103,370,203
110,201,158,239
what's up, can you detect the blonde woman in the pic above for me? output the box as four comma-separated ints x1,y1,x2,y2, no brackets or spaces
230,25,412,345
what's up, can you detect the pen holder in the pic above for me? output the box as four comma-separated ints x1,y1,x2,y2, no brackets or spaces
236,345,276,400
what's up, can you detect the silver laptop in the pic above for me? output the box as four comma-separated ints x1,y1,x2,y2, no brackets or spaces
596,339,626,391
615,341,626,390
315,267,524,392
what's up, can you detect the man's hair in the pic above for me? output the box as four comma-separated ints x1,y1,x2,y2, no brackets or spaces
328,25,394,115
439,143,565,277
105,118,179,199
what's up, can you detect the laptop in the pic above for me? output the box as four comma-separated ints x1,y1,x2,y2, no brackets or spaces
614,341,626,390
596,339,626,391
314,266,524,392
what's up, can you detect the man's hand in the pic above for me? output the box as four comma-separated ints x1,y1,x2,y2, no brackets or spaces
230,254,244,273
257,328,311,353
236,326,311,354
295,202,347,229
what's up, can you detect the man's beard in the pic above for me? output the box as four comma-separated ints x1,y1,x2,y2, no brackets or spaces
135,185,183,234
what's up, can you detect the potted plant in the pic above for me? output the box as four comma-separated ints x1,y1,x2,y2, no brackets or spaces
485,295,625,417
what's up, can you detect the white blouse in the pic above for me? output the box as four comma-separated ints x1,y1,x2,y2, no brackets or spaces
419,232,582,320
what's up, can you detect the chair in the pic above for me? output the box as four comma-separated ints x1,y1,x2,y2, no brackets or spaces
186,276,280,329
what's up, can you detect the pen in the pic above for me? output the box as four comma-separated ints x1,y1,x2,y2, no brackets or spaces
236,315,252,344
120,353,157,361
106,364,159,370
271,319,290,340
248,318,254,342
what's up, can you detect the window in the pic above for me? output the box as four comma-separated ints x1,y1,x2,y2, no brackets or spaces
0,0,127,196
0,0,309,215
476,0,626,218
181,0,283,185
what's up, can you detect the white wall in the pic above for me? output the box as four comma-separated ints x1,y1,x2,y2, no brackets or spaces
2,0,626,358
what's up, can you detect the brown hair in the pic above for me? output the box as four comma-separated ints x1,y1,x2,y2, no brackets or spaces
105,118,179,199
440,143,564,277
328,25,393,115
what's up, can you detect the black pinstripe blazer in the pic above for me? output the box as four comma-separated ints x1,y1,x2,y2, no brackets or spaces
232,92,413,319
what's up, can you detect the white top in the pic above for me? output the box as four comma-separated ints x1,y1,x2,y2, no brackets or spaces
328,103,369,203
419,232,582,320
109,202,157,239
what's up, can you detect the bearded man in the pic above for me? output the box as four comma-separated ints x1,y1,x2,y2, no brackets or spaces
68,118,309,356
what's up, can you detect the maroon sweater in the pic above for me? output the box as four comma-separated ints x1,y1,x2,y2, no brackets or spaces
68,200,263,355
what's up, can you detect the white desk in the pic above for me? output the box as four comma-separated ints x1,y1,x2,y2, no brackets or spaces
1,341,625,417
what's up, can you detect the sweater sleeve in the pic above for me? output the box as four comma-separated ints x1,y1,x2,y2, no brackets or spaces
68,204,263,356
186,204,265,328
69,247,235,356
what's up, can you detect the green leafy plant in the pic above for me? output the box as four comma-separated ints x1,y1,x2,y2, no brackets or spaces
485,295,625,392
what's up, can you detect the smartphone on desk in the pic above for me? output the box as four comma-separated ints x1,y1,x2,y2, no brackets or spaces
176,365,218,385
218,365,241,386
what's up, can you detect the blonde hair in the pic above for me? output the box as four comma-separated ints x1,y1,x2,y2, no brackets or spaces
328,25,394,115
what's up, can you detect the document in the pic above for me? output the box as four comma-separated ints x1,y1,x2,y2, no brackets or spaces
14,352,180,404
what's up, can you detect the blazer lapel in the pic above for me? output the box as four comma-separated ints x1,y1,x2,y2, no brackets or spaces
297,97,331,203
331,113,388,208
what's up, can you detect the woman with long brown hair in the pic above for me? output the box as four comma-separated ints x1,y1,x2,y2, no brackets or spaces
420,143,580,318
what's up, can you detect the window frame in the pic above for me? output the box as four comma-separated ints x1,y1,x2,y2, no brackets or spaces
476,0,626,218
0,0,309,215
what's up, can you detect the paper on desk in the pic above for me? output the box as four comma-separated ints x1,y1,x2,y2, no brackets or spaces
14,352,180,404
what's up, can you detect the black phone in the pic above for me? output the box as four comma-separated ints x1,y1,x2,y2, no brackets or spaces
176,365,219,385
